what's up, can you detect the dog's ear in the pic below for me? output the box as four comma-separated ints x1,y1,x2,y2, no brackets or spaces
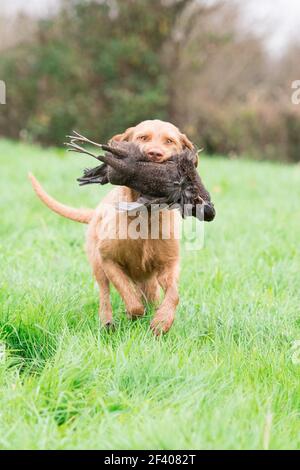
108,127,135,144
180,132,194,151
180,133,198,166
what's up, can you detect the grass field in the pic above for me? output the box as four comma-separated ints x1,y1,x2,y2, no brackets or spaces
0,138,300,450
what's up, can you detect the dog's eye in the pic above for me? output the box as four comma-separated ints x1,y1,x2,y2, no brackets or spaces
166,139,174,145
138,135,148,141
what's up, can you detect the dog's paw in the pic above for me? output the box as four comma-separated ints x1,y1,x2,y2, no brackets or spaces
150,312,174,336
100,319,115,331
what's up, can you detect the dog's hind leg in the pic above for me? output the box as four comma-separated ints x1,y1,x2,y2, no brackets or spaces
140,278,161,306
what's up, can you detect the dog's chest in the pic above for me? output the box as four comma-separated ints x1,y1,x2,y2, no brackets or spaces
111,237,179,280
99,215,180,281
97,187,180,281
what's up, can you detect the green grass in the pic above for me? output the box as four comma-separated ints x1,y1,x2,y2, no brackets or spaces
0,138,300,450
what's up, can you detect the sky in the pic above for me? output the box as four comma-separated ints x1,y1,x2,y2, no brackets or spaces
239,0,300,54
2,0,300,55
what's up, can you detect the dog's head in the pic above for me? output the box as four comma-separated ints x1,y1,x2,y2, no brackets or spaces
109,119,196,164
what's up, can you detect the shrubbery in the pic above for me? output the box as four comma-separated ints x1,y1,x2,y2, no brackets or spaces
0,0,299,162
0,0,179,144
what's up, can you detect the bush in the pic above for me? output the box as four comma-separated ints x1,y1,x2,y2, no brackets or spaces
0,0,184,145
0,0,300,162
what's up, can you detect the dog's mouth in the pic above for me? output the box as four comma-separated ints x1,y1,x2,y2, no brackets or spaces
146,154,168,163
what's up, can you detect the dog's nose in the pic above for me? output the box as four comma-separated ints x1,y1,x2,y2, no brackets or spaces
147,149,164,160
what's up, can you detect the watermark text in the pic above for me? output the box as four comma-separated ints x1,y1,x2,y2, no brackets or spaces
291,80,300,105
0,80,6,104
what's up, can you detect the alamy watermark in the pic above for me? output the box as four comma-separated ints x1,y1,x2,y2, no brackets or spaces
0,80,6,104
291,80,300,105
99,202,205,251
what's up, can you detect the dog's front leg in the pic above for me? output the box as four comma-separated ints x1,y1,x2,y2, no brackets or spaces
150,263,179,335
102,259,145,318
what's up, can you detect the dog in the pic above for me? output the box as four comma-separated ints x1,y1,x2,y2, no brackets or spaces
29,119,195,335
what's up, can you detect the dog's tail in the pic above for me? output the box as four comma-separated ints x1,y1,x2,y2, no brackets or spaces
28,173,94,224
